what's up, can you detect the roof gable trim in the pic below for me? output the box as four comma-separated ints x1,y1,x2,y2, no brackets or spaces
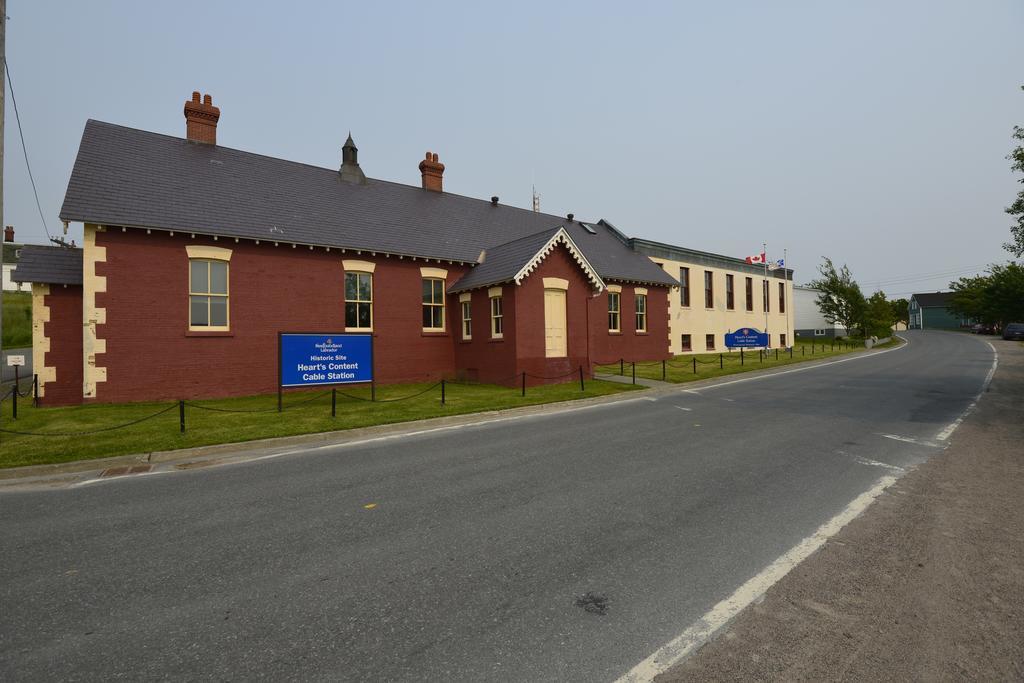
513,228,605,291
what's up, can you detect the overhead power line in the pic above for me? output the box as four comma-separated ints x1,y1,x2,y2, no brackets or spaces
856,264,993,288
4,57,53,240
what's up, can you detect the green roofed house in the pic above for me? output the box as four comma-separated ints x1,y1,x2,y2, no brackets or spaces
908,292,970,330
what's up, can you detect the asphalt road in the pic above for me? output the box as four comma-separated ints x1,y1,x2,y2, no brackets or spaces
0,331,996,681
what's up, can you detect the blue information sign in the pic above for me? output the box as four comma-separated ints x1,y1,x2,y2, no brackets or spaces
725,328,769,348
279,333,373,387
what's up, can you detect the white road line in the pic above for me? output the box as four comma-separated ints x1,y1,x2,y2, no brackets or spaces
62,397,654,487
615,474,899,683
935,341,998,442
854,456,906,473
694,338,907,392
73,469,174,487
879,434,939,448
674,406,692,412
59,335,919,488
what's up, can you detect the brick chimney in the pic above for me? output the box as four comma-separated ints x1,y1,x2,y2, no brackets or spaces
3,226,13,243
184,91,221,145
419,151,445,192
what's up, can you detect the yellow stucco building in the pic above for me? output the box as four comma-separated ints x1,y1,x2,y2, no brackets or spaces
630,239,795,354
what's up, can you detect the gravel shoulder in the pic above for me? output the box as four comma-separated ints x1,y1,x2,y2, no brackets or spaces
658,337,1024,682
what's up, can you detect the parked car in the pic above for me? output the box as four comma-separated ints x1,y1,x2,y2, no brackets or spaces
1003,323,1024,341
972,323,999,335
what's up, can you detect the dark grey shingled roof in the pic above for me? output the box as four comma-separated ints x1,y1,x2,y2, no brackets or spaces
448,227,603,293
450,228,562,292
60,120,677,288
11,245,83,285
912,292,954,308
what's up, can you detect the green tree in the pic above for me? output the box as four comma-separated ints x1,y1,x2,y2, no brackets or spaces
889,298,910,326
808,258,867,335
948,275,991,323
985,263,1024,324
864,291,895,336
949,263,1024,326
1006,86,1024,257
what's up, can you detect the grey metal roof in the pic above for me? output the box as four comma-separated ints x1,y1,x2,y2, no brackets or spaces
630,237,792,281
911,292,954,308
60,120,676,288
11,245,83,285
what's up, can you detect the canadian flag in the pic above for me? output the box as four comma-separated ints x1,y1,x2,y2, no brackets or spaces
745,252,766,265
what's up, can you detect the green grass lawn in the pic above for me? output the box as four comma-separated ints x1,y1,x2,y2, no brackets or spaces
597,337,899,384
2,291,32,348
0,378,639,469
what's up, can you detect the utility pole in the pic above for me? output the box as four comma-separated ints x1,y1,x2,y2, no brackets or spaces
1,0,7,369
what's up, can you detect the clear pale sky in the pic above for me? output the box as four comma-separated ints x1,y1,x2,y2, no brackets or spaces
4,1,1022,296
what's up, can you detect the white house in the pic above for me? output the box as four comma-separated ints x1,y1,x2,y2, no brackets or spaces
2,241,30,292
793,285,845,338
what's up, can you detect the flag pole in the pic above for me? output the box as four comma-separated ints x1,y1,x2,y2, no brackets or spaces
762,241,769,348
784,248,790,348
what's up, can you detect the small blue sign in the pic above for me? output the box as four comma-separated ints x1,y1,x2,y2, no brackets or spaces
725,328,769,348
280,333,373,387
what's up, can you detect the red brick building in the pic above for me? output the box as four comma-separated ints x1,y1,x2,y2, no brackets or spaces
16,92,676,406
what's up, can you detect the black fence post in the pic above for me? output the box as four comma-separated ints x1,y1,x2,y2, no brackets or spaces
371,380,376,402
620,358,624,376
661,359,666,381
331,388,337,418
811,343,815,355
522,371,526,397
277,385,282,412
692,357,697,374
802,345,805,356
759,349,763,363
631,361,636,385
790,346,793,358
740,348,744,366
775,348,779,361
719,353,723,369
11,382,17,420
441,379,446,405
33,374,39,407
579,365,585,391
179,400,185,433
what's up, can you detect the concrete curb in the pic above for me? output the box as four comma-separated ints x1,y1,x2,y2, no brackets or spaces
0,342,901,488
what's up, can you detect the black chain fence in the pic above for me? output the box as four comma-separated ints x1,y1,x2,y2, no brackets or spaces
0,368,593,440
594,338,868,383
1,338,872,440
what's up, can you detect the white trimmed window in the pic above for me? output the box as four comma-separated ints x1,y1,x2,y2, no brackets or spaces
189,259,229,329
635,293,647,333
461,300,472,339
490,295,504,338
344,272,373,330
422,278,445,331
608,292,620,332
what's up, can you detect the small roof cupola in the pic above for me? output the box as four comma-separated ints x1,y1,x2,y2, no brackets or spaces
339,133,367,184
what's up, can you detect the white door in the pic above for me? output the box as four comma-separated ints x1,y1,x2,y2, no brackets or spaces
544,289,567,357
